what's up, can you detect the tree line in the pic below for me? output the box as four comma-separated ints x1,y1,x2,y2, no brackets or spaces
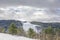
0,23,37,39
40,26,60,40
0,23,60,40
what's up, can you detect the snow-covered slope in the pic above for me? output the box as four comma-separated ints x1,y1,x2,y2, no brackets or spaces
0,33,37,40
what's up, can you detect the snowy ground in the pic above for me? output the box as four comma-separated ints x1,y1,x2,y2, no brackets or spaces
0,33,37,40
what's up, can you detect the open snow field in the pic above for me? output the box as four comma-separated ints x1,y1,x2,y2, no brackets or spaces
0,33,37,40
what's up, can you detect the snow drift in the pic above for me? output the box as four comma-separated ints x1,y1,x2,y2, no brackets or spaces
0,33,37,40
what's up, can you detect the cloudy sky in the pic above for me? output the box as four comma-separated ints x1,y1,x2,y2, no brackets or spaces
0,0,60,22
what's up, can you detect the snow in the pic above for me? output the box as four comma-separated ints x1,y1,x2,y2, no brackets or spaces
0,33,37,40
23,22,36,32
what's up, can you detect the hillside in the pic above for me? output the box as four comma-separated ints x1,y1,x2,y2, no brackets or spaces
0,33,37,40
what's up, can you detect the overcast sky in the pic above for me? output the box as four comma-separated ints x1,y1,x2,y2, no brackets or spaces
0,0,60,22
0,0,60,8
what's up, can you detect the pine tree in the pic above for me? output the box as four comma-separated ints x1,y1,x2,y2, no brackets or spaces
8,23,17,35
17,28,26,36
56,28,60,40
43,26,54,40
0,27,5,33
27,28,36,38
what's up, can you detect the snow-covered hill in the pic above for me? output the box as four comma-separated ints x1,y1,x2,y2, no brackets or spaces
0,33,37,40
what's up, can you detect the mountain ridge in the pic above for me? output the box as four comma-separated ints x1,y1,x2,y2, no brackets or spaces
0,20,23,28
31,21,60,28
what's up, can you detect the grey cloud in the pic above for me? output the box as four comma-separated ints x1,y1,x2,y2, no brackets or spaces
0,6,60,22
0,0,60,22
0,0,60,8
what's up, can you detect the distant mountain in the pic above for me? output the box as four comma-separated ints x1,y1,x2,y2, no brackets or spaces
31,21,60,28
0,20,23,28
